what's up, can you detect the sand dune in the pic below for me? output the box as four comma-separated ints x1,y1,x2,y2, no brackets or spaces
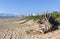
0,18,60,39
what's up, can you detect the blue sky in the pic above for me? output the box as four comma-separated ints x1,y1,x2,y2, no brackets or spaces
0,0,60,15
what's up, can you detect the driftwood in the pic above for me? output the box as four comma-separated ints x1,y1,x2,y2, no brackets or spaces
38,14,56,33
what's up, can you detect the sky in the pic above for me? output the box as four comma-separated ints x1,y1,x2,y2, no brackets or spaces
0,0,60,15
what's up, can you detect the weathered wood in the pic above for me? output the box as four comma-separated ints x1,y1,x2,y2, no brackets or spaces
38,14,53,33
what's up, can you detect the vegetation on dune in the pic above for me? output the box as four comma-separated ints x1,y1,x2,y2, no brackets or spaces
20,11,60,24
20,15,41,24
50,12,60,19
25,15,41,21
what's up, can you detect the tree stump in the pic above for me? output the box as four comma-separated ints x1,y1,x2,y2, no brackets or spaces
38,14,54,33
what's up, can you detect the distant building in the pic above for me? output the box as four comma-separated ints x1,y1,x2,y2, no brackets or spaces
26,13,39,16
32,13,38,16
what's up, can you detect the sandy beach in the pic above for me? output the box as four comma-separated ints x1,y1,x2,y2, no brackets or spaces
0,18,60,39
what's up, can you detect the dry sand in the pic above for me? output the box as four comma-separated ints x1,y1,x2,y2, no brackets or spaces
0,18,60,39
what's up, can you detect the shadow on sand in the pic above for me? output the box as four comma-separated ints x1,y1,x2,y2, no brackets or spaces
44,17,60,34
